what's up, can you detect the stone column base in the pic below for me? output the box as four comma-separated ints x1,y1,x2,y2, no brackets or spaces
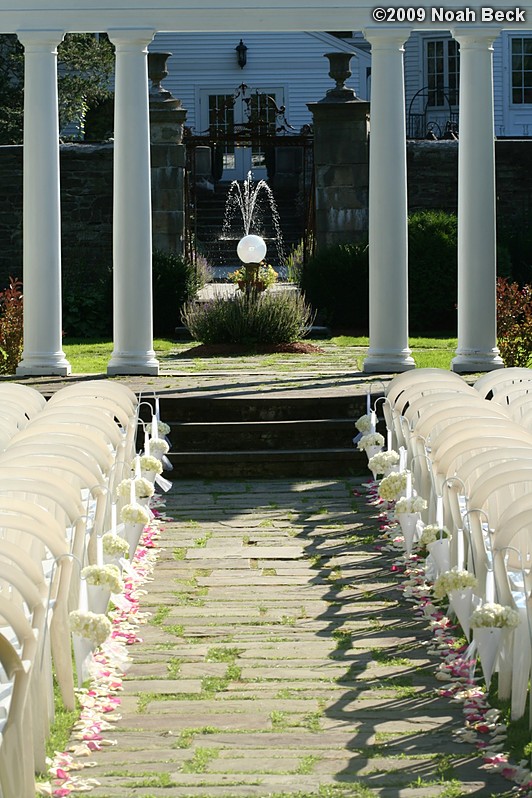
451,350,504,374
363,349,416,374
16,352,71,376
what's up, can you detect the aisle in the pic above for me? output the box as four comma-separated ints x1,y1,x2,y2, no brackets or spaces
85,478,509,798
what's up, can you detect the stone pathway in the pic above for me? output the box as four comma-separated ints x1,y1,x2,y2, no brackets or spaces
85,478,510,798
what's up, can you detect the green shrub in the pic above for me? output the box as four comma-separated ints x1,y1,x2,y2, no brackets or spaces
496,276,532,366
299,242,369,329
0,276,23,374
63,271,113,338
152,249,204,337
181,291,314,345
408,210,458,333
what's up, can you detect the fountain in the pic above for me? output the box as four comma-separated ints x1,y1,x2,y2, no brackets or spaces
220,171,286,276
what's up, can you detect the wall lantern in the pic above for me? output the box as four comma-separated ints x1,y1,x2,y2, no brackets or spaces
235,39,248,69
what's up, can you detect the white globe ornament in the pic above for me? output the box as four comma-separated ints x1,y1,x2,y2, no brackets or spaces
237,234,267,264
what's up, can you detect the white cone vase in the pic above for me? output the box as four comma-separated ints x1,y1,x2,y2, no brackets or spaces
473,626,503,688
86,584,111,615
72,633,95,687
141,469,157,485
123,522,145,559
449,588,474,640
396,513,420,556
384,464,400,477
426,538,451,577
103,552,124,572
365,445,382,461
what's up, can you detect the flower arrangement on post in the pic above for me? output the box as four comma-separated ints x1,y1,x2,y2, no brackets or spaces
470,602,520,687
81,563,124,615
120,503,150,527
432,567,478,639
470,603,519,630
70,609,112,646
378,470,408,502
394,494,427,556
368,449,400,477
102,532,130,560
120,502,151,559
157,420,171,437
394,495,427,516
137,454,163,475
357,432,385,463
116,477,154,501
149,438,170,459
433,567,478,600
81,564,124,595
418,525,450,557
70,609,113,686
354,414,373,435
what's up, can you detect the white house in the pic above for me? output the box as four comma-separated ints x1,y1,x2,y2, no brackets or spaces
152,28,532,181
404,29,532,137
149,30,371,181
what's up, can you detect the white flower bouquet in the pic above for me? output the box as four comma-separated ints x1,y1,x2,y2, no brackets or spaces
116,477,154,500
368,450,400,476
120,503,150,526
149,438,170,456
357,432,384,452
81,564,124,594
102,532,130,558
470,602,520,629
418,524,450,548
378,471,408,502
433,568,477,600
138,454,163,475
158,420,171,436
69,610,112,646
394,495,427,515
355,414,373,434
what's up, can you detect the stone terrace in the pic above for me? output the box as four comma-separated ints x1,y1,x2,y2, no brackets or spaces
80,476,509,798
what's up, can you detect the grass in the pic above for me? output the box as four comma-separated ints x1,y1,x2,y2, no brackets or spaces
60,334,458,374
330,335,456,369
63,337,175,373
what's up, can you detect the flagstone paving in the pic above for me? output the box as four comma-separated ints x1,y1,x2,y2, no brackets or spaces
85,478,511,798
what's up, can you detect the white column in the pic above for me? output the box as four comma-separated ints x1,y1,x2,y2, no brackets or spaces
107,29,159,376
362,28,415,374
451,29,504,374
16,30,71,376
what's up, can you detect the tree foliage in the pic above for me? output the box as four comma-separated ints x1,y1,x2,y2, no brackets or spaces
496,277,532,367
0,276,23,374
0,33,115,144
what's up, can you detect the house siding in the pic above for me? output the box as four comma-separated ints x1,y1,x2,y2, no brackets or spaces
150,31,370,133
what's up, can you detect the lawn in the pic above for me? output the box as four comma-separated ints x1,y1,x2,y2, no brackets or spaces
63,335,458,374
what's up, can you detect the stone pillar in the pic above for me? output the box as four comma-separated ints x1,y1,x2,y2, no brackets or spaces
451,29,504,374
16,30,71,376
149,51,187,256
307,52,369,248
362,28,415,374
107,29,159,376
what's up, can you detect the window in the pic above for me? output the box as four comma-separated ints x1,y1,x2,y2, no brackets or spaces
426,38,460,107
248,92,277,169
511,37,532,104
208,94,235,169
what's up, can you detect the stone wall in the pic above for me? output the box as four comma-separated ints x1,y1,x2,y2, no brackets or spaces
0,143,114,291
0,138,531,293
407,139,532,224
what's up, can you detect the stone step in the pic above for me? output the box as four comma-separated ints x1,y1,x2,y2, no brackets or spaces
168,447,366,478
172,418,356,451
151,395,369,424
